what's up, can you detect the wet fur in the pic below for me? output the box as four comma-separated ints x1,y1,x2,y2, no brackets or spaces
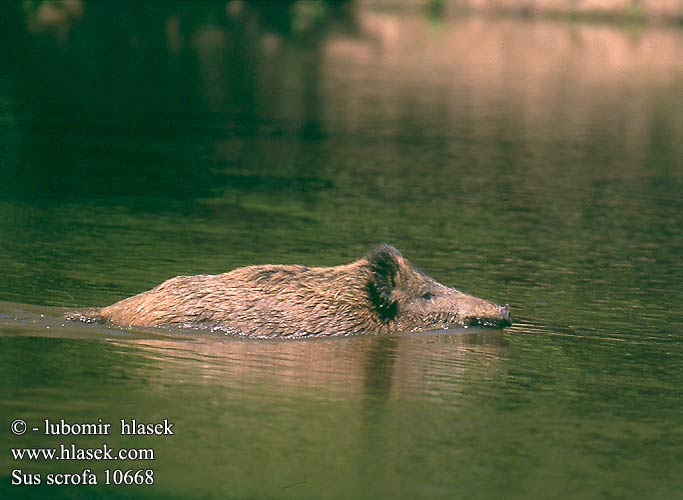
88,245,510,337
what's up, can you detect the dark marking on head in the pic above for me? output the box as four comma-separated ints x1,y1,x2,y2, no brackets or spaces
366,244,402,322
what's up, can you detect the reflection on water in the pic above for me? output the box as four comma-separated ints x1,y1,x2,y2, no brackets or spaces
1,300,511,499
1,2,682,499
115,328,507,397
0,300,506,399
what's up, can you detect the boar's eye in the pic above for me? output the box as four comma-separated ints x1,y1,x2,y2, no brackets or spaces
421,292,434,300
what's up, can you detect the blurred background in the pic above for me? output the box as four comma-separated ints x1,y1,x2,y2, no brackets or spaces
1,1,682,499
1,0,681,312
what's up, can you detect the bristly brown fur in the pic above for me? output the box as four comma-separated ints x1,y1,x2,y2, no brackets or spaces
89,245,511,337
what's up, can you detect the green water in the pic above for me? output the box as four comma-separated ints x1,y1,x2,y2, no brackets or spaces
1,2,682,499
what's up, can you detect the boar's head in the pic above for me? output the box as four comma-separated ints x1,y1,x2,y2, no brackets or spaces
366,245,511,332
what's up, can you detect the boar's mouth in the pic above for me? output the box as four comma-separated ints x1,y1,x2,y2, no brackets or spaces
464,316,512,328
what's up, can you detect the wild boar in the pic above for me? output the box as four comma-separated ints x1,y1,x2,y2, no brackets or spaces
89,245,511,337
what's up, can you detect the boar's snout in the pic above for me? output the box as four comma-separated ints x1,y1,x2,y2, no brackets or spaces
492,303,512,323
463,301,512,328
500,304,512,326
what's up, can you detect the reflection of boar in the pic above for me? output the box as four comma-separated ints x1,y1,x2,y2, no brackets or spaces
94,245,511,337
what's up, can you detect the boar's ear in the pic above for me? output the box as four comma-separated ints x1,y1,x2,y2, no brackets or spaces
366,245,401,321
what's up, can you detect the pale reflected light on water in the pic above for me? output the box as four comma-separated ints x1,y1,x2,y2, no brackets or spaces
1,2,682,499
